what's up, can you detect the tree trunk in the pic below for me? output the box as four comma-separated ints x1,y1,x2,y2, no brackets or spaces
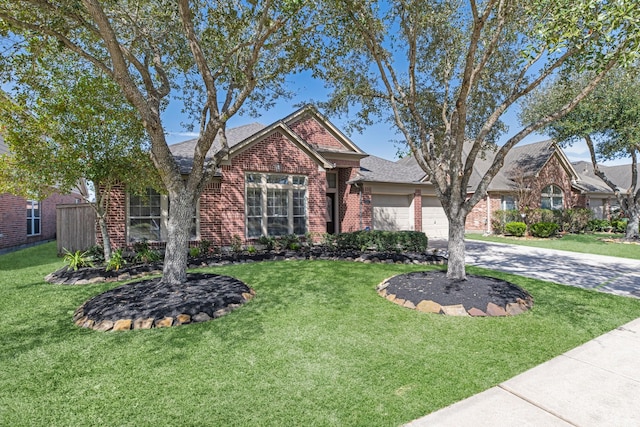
161,191,195,285
625,207,640,240
446,215,467,280
97,215,112,262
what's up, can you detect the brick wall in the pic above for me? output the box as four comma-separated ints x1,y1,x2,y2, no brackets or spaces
339,167,372,232
97,183,127,249
413,189,422,232
465,194,500,232
289,116,347,151
196,130,330,246
0,191,81,250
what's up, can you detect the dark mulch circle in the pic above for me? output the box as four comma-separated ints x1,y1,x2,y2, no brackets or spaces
381,271,533,316
74,273,255,331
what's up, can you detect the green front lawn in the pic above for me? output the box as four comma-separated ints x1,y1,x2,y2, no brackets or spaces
2,242,640,426
467,232,640,260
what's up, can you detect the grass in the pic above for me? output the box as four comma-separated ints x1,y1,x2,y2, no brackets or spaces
2,242,640,426
467,232,640,260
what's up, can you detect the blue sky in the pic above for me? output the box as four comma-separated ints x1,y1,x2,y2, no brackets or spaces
161,72,628,166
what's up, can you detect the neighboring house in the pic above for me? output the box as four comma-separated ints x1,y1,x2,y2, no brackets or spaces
571,161,636,219
100,107,629,249
0,137,84,253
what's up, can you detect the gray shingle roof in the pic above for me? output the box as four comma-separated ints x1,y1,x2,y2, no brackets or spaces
354,155,426,184
573,161,637,193
169,122,267,173
390,140,558,191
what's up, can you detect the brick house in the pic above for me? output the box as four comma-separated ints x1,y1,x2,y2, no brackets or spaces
100,107,625,249
0,137,84,253
103,106,371,248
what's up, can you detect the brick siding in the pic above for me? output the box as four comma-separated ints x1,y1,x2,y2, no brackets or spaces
0,191,81,250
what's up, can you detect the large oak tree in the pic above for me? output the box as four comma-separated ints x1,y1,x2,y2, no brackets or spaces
317,0,640,279
0,0,319,284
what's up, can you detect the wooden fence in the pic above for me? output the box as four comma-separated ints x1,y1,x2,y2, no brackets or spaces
56,204,96,254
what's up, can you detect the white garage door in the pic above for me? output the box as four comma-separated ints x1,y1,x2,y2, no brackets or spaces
372,194,412,231
422,196,449,239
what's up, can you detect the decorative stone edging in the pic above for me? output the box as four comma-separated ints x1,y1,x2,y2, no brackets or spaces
375,277,533,317
72,273,256,331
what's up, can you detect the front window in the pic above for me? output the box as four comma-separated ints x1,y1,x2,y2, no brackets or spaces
128,188,198,242
26,200,40,236
246,173,308,238
128,188,163,242
540,185,564,210
501,195,517,211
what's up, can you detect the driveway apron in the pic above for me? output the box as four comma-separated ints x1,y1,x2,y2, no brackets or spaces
459,240,640,299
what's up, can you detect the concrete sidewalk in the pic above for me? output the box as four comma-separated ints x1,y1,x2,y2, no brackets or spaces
406,317,640,426
407,240,640,426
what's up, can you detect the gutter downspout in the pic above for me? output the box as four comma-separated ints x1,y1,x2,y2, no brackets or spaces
486,194,491,234
359,184,363,230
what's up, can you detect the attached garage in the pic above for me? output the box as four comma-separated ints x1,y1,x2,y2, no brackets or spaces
372,194,413,231
422,196,449,239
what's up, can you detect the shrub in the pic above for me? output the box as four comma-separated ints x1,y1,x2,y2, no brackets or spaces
85,245,105,264
258,235,276,251
198,239,213,255
189,247,201,258
524,208,555,225
105,249,127,272
279,234,300,250
611,217,628,233
505,221,526,237
133,240,161,264
554,208,593,233
246,245,257,254
587,219,611,232
530,222,559,238
491,210,522,235
333,230,428,253
230,235,243,253
63,249,93,271
320,233,336,249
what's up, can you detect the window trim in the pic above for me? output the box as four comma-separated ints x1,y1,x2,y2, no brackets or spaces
540,184,564,210
245,172,308,238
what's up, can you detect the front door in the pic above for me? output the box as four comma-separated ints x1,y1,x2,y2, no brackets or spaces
326,193,336,234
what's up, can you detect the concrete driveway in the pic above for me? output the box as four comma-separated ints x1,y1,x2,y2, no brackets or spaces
431,239,640,299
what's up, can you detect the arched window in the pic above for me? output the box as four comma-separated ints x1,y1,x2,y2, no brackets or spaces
540,185,563,210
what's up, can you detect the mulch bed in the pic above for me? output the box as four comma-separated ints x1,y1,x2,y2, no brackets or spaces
377,271,533,317
53,249,532,331
73,273,255,332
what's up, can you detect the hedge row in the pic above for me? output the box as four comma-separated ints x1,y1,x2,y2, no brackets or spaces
324,230,429,253
494,208,629,238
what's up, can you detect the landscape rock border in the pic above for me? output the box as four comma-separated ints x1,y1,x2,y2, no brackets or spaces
73,273,255,331
377,270,534,317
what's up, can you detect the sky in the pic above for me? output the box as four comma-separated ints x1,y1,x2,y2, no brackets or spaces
161,71,631,167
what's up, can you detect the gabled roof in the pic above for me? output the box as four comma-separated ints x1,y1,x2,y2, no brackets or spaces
485,139,580,191
392,140,574,191
282,106,367,156
168,106,353,173
169,123,268,173
572,161,639,194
